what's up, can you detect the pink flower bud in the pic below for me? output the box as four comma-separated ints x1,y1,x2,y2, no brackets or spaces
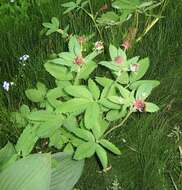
77,36,86,45
95,41,104,51
130,64,140,72
114,56,124,64
100,4,108,11
133,99,145,112
122,40,130,50
74,55,84,65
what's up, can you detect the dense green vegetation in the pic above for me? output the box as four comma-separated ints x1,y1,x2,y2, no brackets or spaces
0,0,182,189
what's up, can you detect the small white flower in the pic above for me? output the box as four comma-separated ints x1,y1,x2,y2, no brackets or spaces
19,54,30,62
94,41,104,51
3,81,10,91
10,0,15,2
2,81,14,91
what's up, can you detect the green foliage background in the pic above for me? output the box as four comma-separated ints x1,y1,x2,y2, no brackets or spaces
0,0,182,189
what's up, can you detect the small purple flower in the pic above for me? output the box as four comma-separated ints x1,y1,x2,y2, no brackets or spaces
19,54,29,62
3,81,10,91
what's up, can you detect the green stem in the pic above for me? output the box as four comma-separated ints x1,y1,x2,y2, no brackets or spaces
80,7,102,40
104,110,132,137
74,67,80,85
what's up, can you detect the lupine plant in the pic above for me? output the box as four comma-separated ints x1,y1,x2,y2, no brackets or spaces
12,35,160,170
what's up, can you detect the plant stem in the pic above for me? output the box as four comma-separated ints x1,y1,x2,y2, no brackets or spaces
80,6,102,40
74,67,80,85
104,110,132,137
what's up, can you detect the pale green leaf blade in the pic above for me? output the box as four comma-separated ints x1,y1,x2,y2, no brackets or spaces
99,139,121,155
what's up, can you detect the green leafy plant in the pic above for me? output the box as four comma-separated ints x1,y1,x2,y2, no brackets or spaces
10,35,159,171
59,0,167,42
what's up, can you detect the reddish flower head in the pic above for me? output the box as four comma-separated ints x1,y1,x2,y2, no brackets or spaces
130,64,140,72
100,4,108,11
115,56,124,64
95,41,104,51
122,40,130,50
74,55,84,65
77,36,86,45
134,99,145,112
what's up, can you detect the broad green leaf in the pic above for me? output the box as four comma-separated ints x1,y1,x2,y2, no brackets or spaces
130,57,150,82
136,83,157,100
68,36,81,55
117,72,129,84
62,4,77,15
99,139,121,155
97,11,120,26
47,87,65,107
25,89,44,103
88,79,100,100
63,143,74,154
62,2,76,8
64,85,93,100
36,120,62,138
45,62,73,81
79,61,97,80
116,84,130,98
145,102,159,112
112,0,139,10
109,44,118,60
106,110,124,121
129,80,160,90
108,96,124,105
28,111,63,122
16,126,38,157
85,51,99,63
74,142,96,160
50,152,84,190
99,61,120,72
66,127,95,142
99,98,121,110
50,58,73,67
84,102,100,129
0,153,51,190
92,118,109,140
95,77,113,87
49,130,64,149
51,17,59,28
0,143,16,172
96,144,108,169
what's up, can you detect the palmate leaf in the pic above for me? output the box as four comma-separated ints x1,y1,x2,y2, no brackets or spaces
99,139,121,155
43,17,59,36
95,77,113,87
74,142,96,160
99,61,120,72
84,102,100,129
